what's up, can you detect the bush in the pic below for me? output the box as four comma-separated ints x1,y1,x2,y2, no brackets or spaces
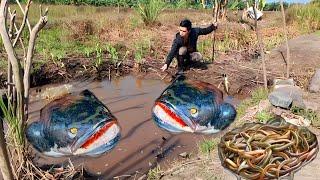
135,0,165,26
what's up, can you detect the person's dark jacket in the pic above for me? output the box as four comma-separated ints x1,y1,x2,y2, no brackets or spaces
165,23,216,66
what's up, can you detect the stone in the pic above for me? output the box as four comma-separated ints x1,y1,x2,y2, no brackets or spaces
273,78,294,89
309,69,320,92
268,86,304,109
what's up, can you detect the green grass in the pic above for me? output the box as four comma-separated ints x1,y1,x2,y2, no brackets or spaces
135,0,166,26
147,165,162,180
287,2,320,33
236,87,269,120
291,106,320,127
0,96,25,146
255,110,273,124
316,30,320,37
199,138,219,154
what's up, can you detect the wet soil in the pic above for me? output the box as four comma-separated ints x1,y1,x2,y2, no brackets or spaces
28,76,237,179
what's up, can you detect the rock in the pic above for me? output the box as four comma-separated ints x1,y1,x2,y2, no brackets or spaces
179,152,190,158
309,69,320,92
273,78,294,89
292,99,306,109
268,86,304,109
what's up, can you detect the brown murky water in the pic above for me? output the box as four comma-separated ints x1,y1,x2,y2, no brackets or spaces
28,76,238,179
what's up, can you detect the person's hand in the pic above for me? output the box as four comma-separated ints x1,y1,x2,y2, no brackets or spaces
161,64,168,71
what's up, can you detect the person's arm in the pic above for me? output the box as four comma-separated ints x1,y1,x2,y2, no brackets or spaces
165,38,179,66
197,23,218,35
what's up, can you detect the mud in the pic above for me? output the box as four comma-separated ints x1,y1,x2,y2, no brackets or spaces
28,76,239,179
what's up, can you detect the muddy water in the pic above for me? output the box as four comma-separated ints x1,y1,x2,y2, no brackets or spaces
28,76,237,179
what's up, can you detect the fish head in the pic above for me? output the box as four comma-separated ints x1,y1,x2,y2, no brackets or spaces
152,76,222,133
26,90,121,157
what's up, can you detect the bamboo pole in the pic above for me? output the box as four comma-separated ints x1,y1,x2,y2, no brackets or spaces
280,0,290,78
253,1,267,89
211,0,219,61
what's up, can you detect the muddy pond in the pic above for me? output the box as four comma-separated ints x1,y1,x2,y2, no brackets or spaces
28,75,240,179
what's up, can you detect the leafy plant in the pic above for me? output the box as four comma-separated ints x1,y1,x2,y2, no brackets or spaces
255,110,273,123
236,87,269,120
94,43,104,69
291,107,320,127
135,0,165,25
134,38,151,64
147,165,162,180
0,96,25,146
106,44,119,64
199,138,219,154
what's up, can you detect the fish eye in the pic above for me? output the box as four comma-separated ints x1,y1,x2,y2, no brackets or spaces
68,127,78,138
190,108,198,117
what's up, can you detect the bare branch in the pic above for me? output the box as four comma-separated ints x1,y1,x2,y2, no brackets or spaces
8,9,26,57
24,5,48,107
8,9,16,39
13,0,31,47
253,1,267,89
0,0,24,94
280,0,291,78
15,0,31,33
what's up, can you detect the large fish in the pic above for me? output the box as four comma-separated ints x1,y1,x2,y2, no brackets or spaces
152,76,236,134
26,90,121,157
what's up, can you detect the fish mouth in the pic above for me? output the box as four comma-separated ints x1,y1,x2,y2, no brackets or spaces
152,101,197,132
72,119,120,156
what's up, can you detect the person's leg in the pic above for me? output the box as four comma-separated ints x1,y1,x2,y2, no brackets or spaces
178,47,187,72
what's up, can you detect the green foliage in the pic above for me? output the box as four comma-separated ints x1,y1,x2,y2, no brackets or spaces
264,2,289,11
236,87,268,120
251,88,269,104
255,110,273,123
147,165,162,180
0,96,25,146
291,107,320,127
287,2,320,32
229,1,240,10
106,43,120,65
36,28,69,63
198,39,212,62
135,0,165,25
199,138,219,154
94,43,104,69
258,0,266,10
134,38,151,63
32,0,138,7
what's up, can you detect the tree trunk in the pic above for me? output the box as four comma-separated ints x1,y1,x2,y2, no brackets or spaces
0,118,14,180
0,0,25,123
280,0,290,78
253,1,267,89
